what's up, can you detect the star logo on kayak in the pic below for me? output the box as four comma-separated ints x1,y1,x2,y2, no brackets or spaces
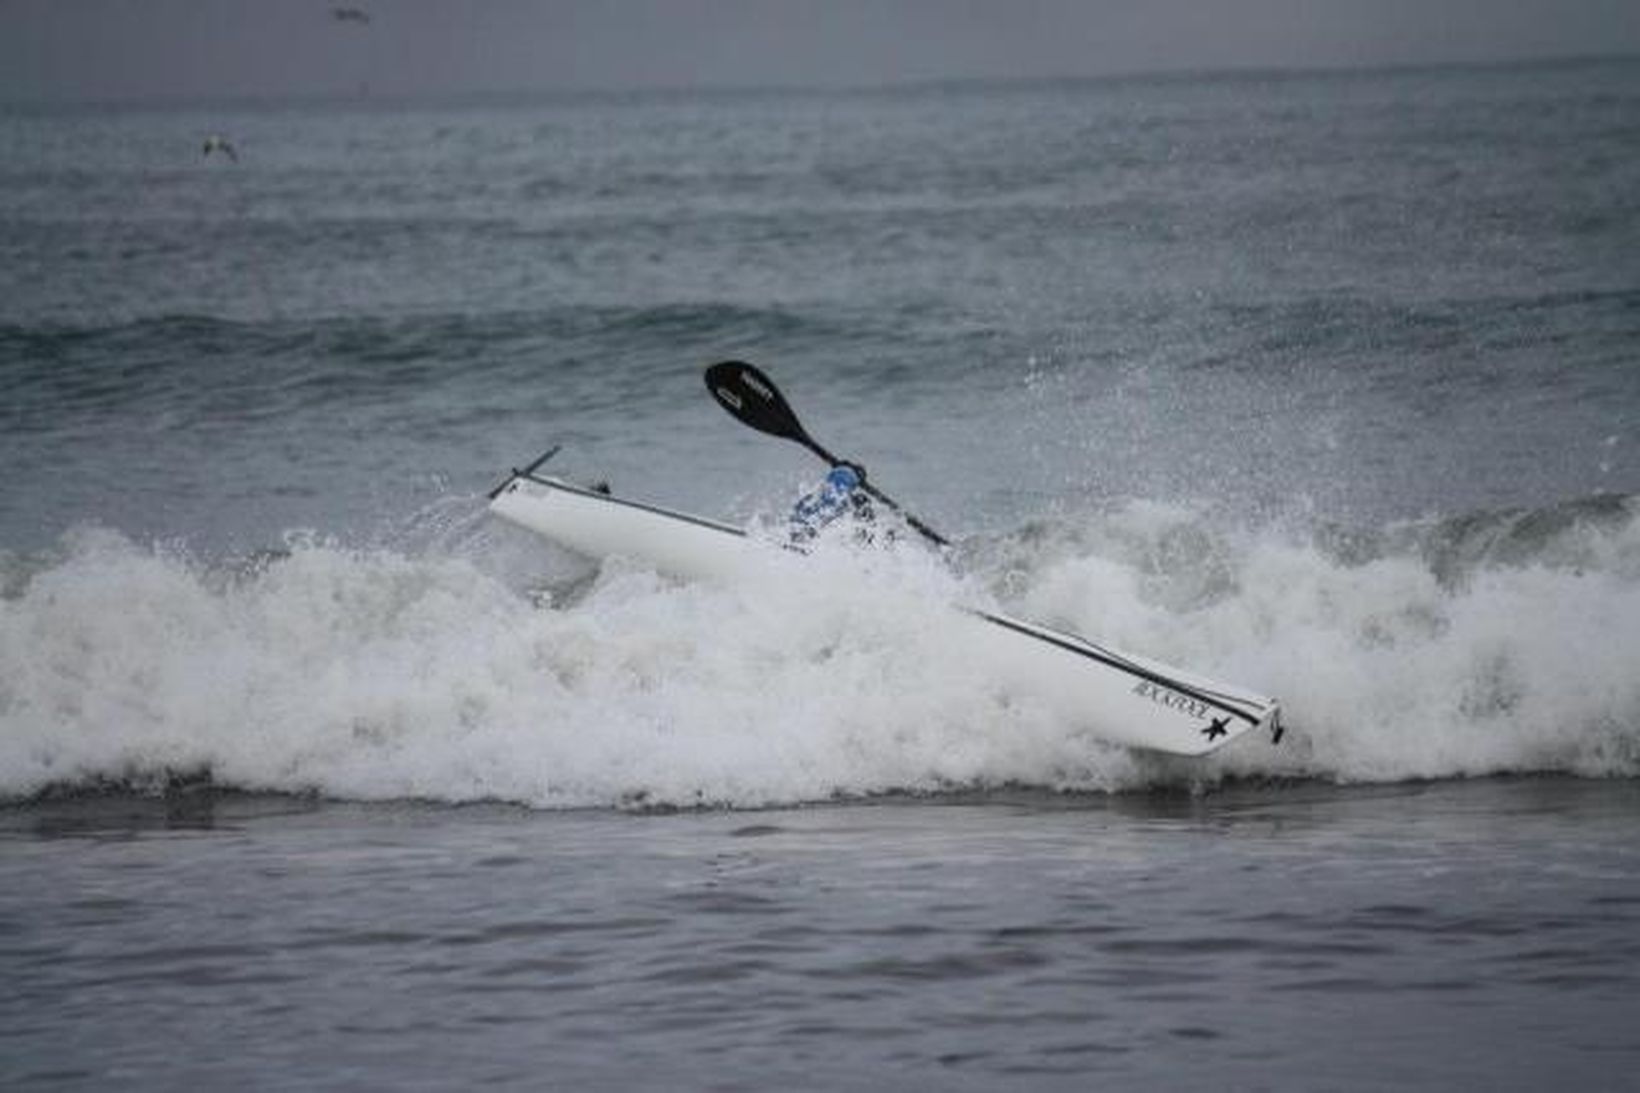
1201,716,1231,741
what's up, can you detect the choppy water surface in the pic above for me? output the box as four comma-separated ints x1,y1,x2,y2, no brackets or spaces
5,781,1639,1091
3,58,1640,1087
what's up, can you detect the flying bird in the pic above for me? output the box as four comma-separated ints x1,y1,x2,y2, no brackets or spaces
331,6,371,23
201,134,238,163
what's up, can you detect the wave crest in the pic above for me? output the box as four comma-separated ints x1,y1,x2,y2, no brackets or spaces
3,495,1638,808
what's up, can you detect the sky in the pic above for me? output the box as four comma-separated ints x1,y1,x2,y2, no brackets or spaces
1,0,1637,103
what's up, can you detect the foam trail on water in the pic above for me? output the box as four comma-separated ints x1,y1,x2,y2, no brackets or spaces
2,494,1638,808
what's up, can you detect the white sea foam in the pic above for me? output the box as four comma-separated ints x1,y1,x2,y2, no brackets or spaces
2,499,1637,808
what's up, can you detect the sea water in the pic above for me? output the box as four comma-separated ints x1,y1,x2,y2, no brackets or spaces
2,60,1639,1088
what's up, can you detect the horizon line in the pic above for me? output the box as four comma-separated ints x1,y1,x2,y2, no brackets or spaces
2,49,1635,112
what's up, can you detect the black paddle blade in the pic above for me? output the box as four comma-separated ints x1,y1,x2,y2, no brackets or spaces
704,361,814,446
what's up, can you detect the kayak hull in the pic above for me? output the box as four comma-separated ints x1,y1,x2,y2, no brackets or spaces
489,473,1280,756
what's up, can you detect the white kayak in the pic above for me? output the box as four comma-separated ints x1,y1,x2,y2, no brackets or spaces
489,469,1282,757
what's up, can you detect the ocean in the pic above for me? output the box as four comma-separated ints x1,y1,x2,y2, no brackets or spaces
3,58,1639,1088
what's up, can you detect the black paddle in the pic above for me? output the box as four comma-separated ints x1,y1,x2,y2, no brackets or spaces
704,360,950,547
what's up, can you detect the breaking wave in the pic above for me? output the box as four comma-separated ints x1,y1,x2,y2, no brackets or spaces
3,491,1638,808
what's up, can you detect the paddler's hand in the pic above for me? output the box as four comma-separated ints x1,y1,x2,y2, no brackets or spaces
833,460,868,484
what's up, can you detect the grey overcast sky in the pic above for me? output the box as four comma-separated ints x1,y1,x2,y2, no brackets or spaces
2,0,1637,103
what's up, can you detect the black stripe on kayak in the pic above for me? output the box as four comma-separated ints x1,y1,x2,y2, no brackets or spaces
510,473,752,539
968,609,1265,727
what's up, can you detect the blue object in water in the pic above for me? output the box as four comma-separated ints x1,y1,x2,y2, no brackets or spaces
789,464,865,540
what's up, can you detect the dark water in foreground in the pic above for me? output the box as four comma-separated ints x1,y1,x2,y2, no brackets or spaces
5,780,1639,1090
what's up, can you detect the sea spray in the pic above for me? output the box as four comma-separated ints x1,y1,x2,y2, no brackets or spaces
987,496,1640,782
3,495,1638,807
0,525,1137,806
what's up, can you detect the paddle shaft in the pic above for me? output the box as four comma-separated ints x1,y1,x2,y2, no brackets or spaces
854,479,948,547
